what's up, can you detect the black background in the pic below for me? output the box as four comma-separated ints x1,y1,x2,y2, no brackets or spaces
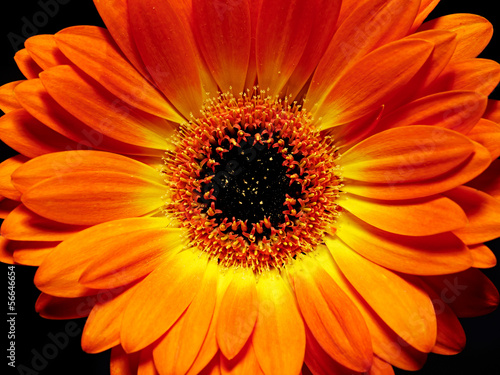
0,1,499,374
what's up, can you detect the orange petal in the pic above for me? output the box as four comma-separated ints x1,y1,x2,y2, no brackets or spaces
377,91,487,134
79,226,183,290
0,109,82,158
40,65,174,150
467,118,500,159
420,285,465,356
110,346,140,375
469,244,497,269
339,193,468,236
327,237,437,353
221,341,264,375
82,283,141,353
315,38,432,126
284,0,341,98
308,0,421,108
0,154,27,201
24,34,71,70
343,140,491,200
11,240,58,266
14,79,159,157
401,30,458,104
192,0,251,94
253,271,305,375
200,354,222,375
410,0,440,32
317,247,428,371
217,268,258,360
35,293,96,320
121,250,207,352
341,126,475,183
368,356,395,375
11,150,163,194
424,59,500,97
484,99,500,123
256,0,315,96
138,348,159,375
323,106,383,143
128,0,217,117
0,236,15,264
418,14,493,61
0,81,23,113
1,204,86,241
55,26,183,122
242,0,261,91
186,270,234,375
0,199,20,219
467,159,500,200
22,171,165,225
334,213,472,275
424,269,499,318
303,325,360,375
34,217,164,297
93,0,151,81
153,260,218,375
14,49,42,79
292,257,372,372
445,186,500,245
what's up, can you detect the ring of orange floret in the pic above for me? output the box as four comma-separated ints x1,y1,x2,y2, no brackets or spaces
164,91,342,272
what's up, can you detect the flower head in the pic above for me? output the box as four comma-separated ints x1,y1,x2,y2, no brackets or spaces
1,0,500,374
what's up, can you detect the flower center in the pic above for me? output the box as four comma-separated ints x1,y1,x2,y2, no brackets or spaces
164,91,342,272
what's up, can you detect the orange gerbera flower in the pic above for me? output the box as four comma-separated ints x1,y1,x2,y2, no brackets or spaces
1,0,500,374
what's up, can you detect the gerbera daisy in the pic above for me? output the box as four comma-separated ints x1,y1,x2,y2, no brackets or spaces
1,0,500,374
